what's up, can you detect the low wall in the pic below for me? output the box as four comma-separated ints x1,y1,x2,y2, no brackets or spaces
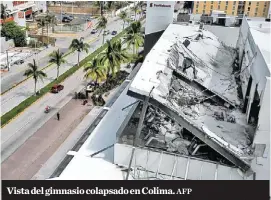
1,37,15,52
48,6,100,15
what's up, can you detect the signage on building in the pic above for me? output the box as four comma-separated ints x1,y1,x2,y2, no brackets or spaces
149,3,172,8
145,1,175,35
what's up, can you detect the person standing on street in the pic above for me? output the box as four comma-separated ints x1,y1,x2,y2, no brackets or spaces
57,112,60,121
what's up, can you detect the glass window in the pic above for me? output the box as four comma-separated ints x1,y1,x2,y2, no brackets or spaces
232,11,235,15
254,13,257,17
204,5,206,9
211,5,213,9
256,2,259,6
225,6,228,10
211,1,214,4
196,9,198,14
233,1,236,5
196,5,198,8
218,5,220,9
203,10,205,14
263,8,266,13
248,7,250,11
255,7,258,12
204,1,206,3
218,1,221,4
247,11,250,16
226,1,228,5
233,6,235,10
249,1,251,6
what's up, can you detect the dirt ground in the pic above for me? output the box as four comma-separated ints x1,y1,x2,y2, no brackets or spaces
1,99,92,180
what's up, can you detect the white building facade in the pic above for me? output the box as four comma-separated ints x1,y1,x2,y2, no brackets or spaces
236,17,270,180
1,1,47,27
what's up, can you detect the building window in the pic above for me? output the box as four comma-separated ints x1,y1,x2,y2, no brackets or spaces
226,1,228,5
249,1,251,6
247,11,250,16
225,6,228,10
232,11,235,15
248,7,250,11
255,7,258,12
218,1,221,4
233,1,236,5
211,5,213,10
196,9,198,14
256,2,259,6
204,5,206,9
233,6,235,10
204,1,206,3
254,13,257,17
203,10,205,14
263,8,266,13
211,1,214,4
196,5,198,8
218,5,220,9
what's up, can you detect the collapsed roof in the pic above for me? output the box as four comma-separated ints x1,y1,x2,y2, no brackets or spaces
127,24,256,173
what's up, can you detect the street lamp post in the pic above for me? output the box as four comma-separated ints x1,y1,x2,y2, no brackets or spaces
6,50,10,71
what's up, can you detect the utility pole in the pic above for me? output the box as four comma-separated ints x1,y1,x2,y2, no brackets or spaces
60,1,62,32
6,50,9,71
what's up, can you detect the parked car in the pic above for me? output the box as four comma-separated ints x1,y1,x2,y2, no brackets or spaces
51,84,64,93
103,30,110,35
91,29,98,34
111,30,117,35
13,59,24,65
62,16,72,22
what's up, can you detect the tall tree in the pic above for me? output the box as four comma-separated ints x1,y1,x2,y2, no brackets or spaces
99,39,130,78
96,16,108,44
131,3,139,21
1,3,11,22
119,11,128,30
183,1,193,13
69,38,90,67
49,49,66,79
37,18,46,44
24,59,47,95
84,57,106,85
1,21,26,47
94,1,105,16
123,21,144,55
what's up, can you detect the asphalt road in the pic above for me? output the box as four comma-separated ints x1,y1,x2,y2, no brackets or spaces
1,17,124,116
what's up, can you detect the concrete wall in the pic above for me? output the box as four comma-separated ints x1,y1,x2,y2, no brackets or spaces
0,37,15,53
48,6,100,15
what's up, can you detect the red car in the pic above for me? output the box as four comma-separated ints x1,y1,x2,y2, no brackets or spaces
51,84,64,93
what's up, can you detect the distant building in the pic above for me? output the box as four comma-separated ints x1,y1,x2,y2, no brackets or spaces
193,1,270,18
0,1,47,26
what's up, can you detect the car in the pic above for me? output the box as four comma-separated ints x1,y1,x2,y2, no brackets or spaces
91,29,98,34
111,31,117,35
13,59,24,65
51,84,64,93
103,30,110,35
62,16,72,22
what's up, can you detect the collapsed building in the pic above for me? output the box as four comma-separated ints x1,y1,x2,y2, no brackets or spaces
49,21,269,181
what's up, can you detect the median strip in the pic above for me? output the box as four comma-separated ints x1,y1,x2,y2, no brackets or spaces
1,28,128,128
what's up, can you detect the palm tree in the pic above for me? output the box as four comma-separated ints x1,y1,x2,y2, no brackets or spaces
99,39,130,78
138,1,145,18
37,18,46,44
123,21,144,55
24,59,47,95
69,38,90,67
119,11,128,30
96,16,108,44
84,57,106,85
49,49,66,79
131,3,139,21
1,3,11,22
94,1,105,16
